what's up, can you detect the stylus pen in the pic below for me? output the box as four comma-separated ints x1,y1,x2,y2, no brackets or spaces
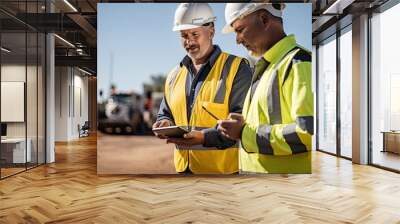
202,105,221,120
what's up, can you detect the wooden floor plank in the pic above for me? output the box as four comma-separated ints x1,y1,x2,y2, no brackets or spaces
0,134,400,223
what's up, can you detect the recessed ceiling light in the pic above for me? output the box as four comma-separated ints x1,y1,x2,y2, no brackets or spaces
54,34,75,48
1,47,11,53
63,0,78,12
78,67,92,76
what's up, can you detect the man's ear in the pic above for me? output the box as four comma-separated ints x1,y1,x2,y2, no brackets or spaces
209,26,215,39
258,11,270,29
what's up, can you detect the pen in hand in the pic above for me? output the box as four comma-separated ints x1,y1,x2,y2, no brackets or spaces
202,105,221,120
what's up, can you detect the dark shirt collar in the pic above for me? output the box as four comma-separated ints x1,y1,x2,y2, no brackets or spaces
180,45,222,70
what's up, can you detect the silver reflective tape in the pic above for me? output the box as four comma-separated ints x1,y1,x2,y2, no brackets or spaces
214,55,235,103
282,124,307,154
256,125,274,155
267,70,282,125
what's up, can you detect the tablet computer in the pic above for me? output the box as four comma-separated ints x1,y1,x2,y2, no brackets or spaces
152,126,190,138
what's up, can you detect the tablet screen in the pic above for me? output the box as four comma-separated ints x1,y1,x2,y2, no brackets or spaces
152,126,189,138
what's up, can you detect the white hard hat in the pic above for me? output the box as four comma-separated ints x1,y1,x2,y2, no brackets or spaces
173,3,216,32
222,3,285,34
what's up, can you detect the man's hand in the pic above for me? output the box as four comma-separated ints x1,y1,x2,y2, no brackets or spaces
166,130,204,146
217,113,245,140
152,119,173,139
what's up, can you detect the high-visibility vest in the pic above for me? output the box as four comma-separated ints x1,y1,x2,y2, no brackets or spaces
240,35,314,173
165,52,243,174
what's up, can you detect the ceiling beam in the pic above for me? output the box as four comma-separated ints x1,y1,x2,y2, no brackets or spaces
67,13,97,39
322,0,356,14
55,55,96,72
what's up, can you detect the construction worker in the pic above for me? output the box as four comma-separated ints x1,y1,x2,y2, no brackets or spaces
153,3,252,174
218,3,314,173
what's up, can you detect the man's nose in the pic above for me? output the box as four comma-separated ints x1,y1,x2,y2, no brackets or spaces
185,38,196,46
236,35,243,45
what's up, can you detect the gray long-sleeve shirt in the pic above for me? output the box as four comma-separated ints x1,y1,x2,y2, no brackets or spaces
157,45,252,149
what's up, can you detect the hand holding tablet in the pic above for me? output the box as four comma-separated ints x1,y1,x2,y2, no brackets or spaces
152,126,190,138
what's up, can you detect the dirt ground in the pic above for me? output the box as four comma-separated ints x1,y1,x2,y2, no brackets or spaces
97,133,175,174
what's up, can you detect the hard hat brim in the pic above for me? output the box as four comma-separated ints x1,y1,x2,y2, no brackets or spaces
222,24,234,34
173,24,202,32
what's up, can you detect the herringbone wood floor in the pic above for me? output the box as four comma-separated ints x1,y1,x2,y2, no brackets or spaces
1,135,400,224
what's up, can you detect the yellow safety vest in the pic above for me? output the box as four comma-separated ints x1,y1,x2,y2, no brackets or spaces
240,35,314,173
165,52,243,174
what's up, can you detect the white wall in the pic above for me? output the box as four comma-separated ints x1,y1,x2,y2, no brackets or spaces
71,73,89,138
1,65,38,138
1,63,46,164
1,65,26,141
55,66,69,141
55,67,89,141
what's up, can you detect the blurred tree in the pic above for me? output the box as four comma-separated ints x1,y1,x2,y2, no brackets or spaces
143,73,166,93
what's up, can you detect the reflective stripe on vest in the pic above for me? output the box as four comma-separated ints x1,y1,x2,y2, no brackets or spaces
282,124,308,154
267,70,282,125
256,125,274,155
240,42,313,173
214,55,235,103
264,47,308,154
165,52,242,174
